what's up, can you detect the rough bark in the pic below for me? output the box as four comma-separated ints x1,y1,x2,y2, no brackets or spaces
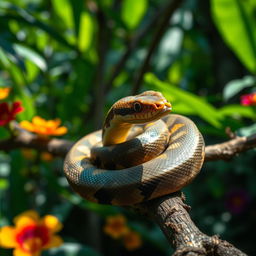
137,193,247,256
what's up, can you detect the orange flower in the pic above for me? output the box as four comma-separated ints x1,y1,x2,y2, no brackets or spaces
20,116,67,137
103,215,129,239
123,230,142,251
0,87,11,100
0,210,63,256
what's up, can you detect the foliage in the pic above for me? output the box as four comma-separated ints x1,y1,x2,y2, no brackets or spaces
0,0,255,255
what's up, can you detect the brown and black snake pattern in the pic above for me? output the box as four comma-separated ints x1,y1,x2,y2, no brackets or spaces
64,95,205,205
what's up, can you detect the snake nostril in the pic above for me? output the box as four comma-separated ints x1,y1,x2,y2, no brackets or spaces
155,103,163,109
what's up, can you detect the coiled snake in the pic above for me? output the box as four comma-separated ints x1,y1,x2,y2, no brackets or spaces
64,91,205,205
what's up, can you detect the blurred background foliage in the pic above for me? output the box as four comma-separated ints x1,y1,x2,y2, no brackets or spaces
0,0,255,255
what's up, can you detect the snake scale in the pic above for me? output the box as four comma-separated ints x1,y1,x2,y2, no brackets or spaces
64,91,205,205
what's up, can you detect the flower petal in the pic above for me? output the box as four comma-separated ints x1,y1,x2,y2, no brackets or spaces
13,247,40,256
12,101,24,115
20,121,35,132
32,116,46,126
41,215,62,233
0,88,11,100
43,235,63,249
53,126,68,135
0,226,18,248
46,119,60,129
14,210,39,228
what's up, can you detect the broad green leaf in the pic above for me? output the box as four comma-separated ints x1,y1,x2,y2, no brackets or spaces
15,93,35,121
121,0,147,30
14,44,47,71
223,76,256,100
145,73,222,128
51,0,73,29
78,12,94,52
25,60,40,83
211,0,256,73
219,105,256,119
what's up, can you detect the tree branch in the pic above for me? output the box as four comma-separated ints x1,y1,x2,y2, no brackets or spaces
204,133,256,161
138,192,247,256
1,126,255,161
0,127,254,255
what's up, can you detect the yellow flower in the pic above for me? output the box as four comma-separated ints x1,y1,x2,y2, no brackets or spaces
103,215,129,239
123,230,142,251
20,116,67,137
0,210,63,256
0,87,11,100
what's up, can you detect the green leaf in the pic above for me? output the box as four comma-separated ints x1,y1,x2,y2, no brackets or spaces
0,178,8,190
25,60,40,83
121,0,147,30
145,73,222,128
15,93,35,121
51,0,73,29
219,105,256,119
14,44,47,71
78,12,94,52
211,0,256,73
223,76,256,100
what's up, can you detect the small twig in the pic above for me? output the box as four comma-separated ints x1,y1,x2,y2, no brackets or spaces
204,133,256,161
132,0,184,94
225,127,236,139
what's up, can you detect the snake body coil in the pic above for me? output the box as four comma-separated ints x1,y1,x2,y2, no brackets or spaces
64,91,205,205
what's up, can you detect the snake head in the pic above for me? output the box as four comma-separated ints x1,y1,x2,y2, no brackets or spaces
112,91,172,124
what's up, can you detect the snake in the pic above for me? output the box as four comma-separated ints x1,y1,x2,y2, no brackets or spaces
63,91,205,206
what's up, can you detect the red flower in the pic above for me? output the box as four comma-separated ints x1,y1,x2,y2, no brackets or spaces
0,210,63,256
0,101,23,126
240,92,256,106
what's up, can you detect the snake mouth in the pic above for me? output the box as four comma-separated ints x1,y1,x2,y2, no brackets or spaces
153,103,172,119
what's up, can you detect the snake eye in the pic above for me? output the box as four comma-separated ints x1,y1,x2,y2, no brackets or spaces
133,102,142,112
